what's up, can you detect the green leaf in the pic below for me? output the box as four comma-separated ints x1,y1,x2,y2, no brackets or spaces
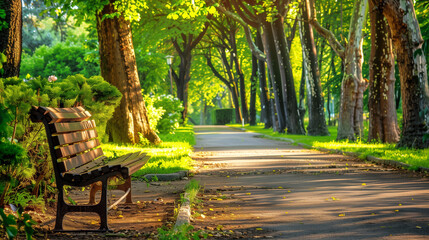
6,226,18,238
0,52,6,63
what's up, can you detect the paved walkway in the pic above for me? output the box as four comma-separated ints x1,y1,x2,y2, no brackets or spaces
192,125,429,239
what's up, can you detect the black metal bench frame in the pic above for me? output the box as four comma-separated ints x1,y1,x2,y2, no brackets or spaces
30,106,149,232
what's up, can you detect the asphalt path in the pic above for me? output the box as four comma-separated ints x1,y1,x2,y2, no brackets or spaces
192,125,429,240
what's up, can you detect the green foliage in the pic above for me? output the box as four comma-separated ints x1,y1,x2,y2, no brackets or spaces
157,224,207,240
145,94,184,134
20,42,100,80
0,207,37,240
102,126,195,176
214,108,234,125
0,8,8,31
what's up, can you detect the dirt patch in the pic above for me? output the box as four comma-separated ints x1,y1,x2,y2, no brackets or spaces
19,179,188,239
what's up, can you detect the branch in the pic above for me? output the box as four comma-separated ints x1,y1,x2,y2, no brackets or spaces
205,53,231,87
190,20,210,50
306,0,345,59
215,4,266,61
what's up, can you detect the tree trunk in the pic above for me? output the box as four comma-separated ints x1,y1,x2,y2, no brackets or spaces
0,0,22,78
337,0,368,140
96,1,160,144
205,52,242,124
174,50,192,122
256,30,272,129
262,21,287,133
300,2,329,136
368,1,400,143
172,24,208,122
231,32,249,123
298,61,306,131
249,53,257,126
373,0,429,148
271,17,305,135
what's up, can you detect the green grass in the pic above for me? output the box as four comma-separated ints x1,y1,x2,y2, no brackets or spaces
102,126,195,178
229,123,429,169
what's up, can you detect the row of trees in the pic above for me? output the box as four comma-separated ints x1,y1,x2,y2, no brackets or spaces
1,0,428,148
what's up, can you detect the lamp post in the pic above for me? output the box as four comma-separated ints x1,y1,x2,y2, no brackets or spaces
166,55,174,96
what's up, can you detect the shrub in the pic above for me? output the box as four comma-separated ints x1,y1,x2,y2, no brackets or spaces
213,108,234,125
144,94,183,134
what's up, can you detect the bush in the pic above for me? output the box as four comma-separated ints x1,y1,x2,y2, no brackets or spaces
144,94,183,134
20,42,100,80
0,74,121,207
213,108,234,125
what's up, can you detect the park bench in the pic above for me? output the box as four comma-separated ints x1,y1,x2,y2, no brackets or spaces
29,106,150,231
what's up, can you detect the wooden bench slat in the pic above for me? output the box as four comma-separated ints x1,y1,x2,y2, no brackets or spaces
49,120,96,134
46,111,92,123
68,152,141,176
53,129,98,146
55,139,100,159
39,106,88,114
126,155,151,175
59,148,104,172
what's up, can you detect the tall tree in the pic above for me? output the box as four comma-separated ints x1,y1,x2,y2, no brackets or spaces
309,0,368,140
171,25,209,122
371,0,429,148
0,0,22,78
255,29,272,129
97,0,160,144
205,48,243,123
299,0,329,136
367,1,400,143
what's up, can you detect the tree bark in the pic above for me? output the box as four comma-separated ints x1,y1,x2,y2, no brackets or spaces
0,0,22,78
262,21,287,133
372,0,429,148
271,17,305,135
300,1,329,136
336,0,368,140
368,1,400,143
96,1,160,144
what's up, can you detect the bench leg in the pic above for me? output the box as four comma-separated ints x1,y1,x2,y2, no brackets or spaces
89,177,132,205
54,179,110,232
98,178,109,231
54,184,66,231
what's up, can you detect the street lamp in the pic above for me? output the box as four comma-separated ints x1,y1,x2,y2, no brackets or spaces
166,55,174,95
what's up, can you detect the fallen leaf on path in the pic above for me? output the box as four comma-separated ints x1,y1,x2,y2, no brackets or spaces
246,193,251,195
394,210,399,212
416,226,422,229
209,208,214,211
256,228,263,231
338,213,345,217
362,183,367,186
278,186,283,189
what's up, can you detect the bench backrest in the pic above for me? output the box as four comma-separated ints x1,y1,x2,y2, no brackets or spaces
30,106,104,175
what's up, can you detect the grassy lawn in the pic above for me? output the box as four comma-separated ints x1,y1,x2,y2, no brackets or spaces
102,126,195,178
228,123,429,169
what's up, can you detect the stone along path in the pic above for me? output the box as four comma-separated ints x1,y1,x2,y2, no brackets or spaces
192,125,429,239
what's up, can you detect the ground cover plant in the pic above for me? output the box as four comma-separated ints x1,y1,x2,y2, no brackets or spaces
230,123,429,170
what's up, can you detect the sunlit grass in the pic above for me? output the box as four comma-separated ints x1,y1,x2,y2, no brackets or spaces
102,126,195,178
229,124,429,169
